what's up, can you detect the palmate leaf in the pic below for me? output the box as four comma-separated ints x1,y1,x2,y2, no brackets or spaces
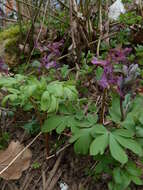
22,84,37,97
2,94,18,106
112,129,134,138
109,134,128,164
47,95,59,113
126,161,142,177
40,91,51,111
120,171,131,189
113,167,123,184
109,95,121,123
69,128,93,155
114,135,143,157
47,82,64,98
90,124,108,137
130,176,143,185
74,133,92,155
90,133,109,156
136,126,143,137
56,115,79,134
121,113,135,132
42,114,80,134
42,115,65,133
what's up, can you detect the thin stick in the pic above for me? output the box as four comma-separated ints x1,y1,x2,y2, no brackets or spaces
96,0,102,57
26,0,49,64
0,132,42,175
42,170,46,190
47,169,62,190
45,152,64,188
56,32,117,62
46,143,71,160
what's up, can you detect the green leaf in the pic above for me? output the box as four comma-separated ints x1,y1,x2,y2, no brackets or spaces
87,113,98,124
42,115,64,133
114,135,143,157
23,84,37,97
108,182,114,190
47,82,64,97
0,77,17,87
113,167,122,184
69,128,93,155
126,161,142,177
136,126,143,137
130,176,143,185
121,113,135,132
112,129,134,138
139,113,143,124
7,88,19,94
109,95,121,123
120,171,131,189
64,86,77,100
40,91,50,111
47,95,58,113
2,94,18,106
109,134,128,164
91,124,108,137
74,133,92,155
56,121,67,134
95,67,104,81
90,133,109,155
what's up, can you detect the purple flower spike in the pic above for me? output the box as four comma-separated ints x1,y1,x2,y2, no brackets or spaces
109,48,132,63
92,57,108,66
99,73,109,89
45,61,57,69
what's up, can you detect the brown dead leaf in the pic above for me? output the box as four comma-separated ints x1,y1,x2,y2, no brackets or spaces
0,141,32,180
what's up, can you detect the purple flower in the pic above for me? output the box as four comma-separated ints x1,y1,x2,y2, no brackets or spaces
99,73,109,88
42,55,57,69
91,47,133,91
109,48,132,63
45,61,57,69
92,57,116,89
37,40,64,70
47,40,64,56
91,57,108,66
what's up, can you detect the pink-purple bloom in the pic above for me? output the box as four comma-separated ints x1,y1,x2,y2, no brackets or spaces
92,57,108,66
92,47,137,95
92,56,116,89
109,48,132,63
35,40,64,70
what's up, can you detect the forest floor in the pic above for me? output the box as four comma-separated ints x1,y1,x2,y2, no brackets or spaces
0,114,143,190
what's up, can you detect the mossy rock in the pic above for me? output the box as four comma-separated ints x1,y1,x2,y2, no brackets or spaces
0,25,27,67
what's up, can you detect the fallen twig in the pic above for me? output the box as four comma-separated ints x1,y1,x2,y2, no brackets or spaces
48,169,62,190
46,143,71,160
45,151,65,189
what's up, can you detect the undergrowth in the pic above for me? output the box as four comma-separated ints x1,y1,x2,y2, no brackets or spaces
1,0,143,189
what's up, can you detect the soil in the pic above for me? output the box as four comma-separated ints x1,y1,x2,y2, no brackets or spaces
0,112,143,190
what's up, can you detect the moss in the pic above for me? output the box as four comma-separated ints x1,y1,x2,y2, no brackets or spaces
0,24,27,67
0,25,20,41
5,38,18,54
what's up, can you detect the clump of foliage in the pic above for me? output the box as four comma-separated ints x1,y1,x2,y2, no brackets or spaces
1,0,143,189
0,50,143,189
